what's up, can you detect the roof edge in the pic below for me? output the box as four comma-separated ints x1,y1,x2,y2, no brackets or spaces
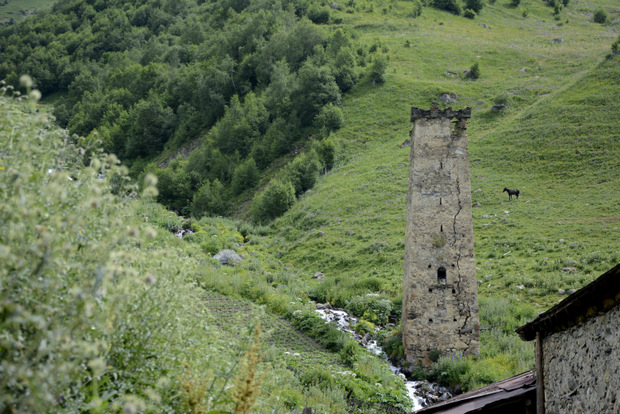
516,263,620,341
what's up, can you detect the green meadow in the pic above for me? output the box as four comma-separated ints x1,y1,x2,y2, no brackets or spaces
1,0,619,411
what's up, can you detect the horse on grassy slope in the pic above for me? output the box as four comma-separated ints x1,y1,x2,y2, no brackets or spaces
503,188,520,200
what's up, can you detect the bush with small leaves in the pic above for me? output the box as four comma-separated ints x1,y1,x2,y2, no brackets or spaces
432,0,463,15
464,9,476,19
367,54,388,84
593,9,607,24
612,35,620,55
467,62,481,80
251,179,296,223
466,0,484,14
345,294,393,325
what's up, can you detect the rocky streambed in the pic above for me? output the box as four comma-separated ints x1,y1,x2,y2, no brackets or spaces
315,305,452,412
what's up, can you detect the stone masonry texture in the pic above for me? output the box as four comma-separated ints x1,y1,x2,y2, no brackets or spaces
402,107,480,366
402,108,480,365
542,304,619,414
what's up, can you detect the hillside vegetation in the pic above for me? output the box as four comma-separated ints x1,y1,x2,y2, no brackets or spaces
2,0,620,408
0,94,411,412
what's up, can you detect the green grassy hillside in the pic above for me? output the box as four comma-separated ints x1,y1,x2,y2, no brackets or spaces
271,0,619,307
260,0,620,389
0,94,411,412
0,0,53,24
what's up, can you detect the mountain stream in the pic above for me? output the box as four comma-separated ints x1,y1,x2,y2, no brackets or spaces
315,306,452,412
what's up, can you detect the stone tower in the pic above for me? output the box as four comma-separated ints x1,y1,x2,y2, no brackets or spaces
402,105,479,366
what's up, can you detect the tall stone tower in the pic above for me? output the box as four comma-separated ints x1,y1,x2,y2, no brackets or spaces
402,104,479,366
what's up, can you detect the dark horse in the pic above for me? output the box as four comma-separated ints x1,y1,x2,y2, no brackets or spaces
503,188,520,200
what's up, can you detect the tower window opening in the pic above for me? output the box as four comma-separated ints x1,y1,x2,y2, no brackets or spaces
437,267,447,284
440,225,443,232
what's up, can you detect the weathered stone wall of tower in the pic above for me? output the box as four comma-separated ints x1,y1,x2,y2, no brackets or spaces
402,106,479,366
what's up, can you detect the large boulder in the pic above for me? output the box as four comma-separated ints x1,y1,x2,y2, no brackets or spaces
213,249,242,266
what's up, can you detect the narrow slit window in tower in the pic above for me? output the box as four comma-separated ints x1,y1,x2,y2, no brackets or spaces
437,267,447,284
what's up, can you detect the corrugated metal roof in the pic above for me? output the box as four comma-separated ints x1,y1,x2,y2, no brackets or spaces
415,371,536,413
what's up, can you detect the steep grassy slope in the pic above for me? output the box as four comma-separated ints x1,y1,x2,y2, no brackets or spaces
0,95,410,412
273,0,619,306
263,0,619,388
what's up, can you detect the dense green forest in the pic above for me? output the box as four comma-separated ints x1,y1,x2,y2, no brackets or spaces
0,0,389,219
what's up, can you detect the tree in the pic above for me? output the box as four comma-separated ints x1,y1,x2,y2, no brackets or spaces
315,139,336,173
593,9,608,24
231,158,259,194
313,103,344,134
465,0,484,14
125,94,176,158
191,179,229,217
367,55,388,84
332,47,358,93
251,179,296,223
292,62,341,126
263,60,296,118
286,152,320,197
432,0,463,15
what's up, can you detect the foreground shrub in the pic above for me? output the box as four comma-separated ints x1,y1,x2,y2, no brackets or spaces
0,96,255,412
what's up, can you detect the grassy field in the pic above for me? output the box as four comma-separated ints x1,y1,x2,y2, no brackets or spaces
0,94,412,412
254,0,620,389
270,0,620,308
0,0,53,24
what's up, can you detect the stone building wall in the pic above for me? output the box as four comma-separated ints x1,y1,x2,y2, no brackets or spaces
402,107,479,366
542,304,619,414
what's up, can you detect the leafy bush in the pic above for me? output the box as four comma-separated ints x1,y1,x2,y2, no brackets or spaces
612,35,620,55
286,151,321,197
232,158,259,195
464,9,476,19
467,62,481,79
410,0,424,18
466,0,484,14
354,319,376,336
251,179,296,223
0,97,247,412
593,9,607,24
313,103,344,134
379,330,404,362
345,294,393,325
493,94,509,106
367,55,388,84
307,6,331,24
314,139,336,172
432,0,463,15
191,179,229,218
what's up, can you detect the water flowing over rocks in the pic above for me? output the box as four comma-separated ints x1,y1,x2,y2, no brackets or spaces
314,304,452,411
